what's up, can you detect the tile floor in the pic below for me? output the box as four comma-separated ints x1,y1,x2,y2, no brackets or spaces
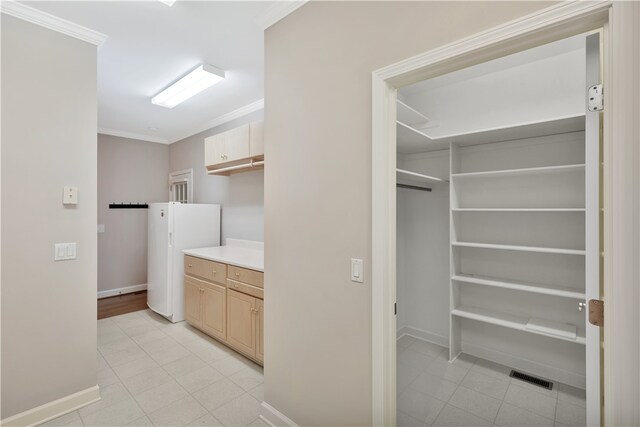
396,335,587,427
44,309,265,427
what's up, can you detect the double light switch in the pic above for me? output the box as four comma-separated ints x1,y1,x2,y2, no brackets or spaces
54,243,77,261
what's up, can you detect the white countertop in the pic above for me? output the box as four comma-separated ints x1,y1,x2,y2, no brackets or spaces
183,239,264,272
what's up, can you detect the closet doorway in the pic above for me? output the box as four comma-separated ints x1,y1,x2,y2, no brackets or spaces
371,4,613,426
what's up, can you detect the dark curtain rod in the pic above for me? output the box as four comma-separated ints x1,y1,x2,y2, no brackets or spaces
109,203,149,209
397,183,432,192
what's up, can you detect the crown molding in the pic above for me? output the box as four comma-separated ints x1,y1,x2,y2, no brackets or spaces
1,0,107,46
170,98,264,143
98,99,264,145
98,128,169,145
254,1,309,30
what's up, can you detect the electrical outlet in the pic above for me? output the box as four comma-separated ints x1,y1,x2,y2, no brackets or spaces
63,186,78,205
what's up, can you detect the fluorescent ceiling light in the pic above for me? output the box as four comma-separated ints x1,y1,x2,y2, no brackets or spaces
152,64,225,109
159,0,177,6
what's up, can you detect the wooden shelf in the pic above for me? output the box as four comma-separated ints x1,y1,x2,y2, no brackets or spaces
452,164,585,179
452,274,585,300
452,208,585,212
451,305,585,345
452,241,585,256
397,168,448,184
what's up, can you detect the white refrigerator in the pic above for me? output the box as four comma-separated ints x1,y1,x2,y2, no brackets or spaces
147,202,221,323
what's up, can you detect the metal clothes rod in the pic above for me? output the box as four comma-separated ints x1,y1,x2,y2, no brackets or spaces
397,183,432,192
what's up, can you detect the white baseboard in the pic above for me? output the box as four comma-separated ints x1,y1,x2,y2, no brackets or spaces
97,284,147,299
462,341,586,389
260,401,298,427
397,325,449,348
1,385,100,427
396,325,585,389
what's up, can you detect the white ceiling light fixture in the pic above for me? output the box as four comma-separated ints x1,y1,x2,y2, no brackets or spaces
158,0,177,6
152,64,225,109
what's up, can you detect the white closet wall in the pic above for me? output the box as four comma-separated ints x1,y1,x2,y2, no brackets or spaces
396,151,450,345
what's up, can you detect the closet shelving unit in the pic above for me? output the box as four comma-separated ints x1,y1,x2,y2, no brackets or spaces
397,168,448,185
448,114,591,369
396,99,452,153
397,99,433,128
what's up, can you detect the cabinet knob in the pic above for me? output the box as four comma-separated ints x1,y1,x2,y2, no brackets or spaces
234,283,239,288
213,270,217,275
235,272,240,277
188,264,192,268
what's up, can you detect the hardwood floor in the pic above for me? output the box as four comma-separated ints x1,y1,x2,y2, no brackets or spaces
98,291,148,319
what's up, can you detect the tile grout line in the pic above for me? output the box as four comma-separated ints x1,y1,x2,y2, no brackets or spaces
90,310,265,427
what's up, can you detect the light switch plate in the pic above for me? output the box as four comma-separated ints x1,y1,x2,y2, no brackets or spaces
351,258,364,283
54,243,77,261
63,186,78,205
97,224,105,233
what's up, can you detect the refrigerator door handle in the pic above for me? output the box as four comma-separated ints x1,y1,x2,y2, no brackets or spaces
169,231,172,246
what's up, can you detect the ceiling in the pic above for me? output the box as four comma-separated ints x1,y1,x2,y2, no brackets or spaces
400,33,586,97
24,1,275,143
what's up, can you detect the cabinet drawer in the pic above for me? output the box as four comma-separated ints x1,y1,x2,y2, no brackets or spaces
227,279,264,299
227,265,263,288
184,256,227,284
199,259,227,284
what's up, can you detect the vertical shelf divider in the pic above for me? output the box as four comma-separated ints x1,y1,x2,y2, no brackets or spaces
449,142,462,361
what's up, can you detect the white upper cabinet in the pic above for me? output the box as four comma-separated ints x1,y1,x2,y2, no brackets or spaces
249,121,264,157
205,124,250,166
204,121,264,174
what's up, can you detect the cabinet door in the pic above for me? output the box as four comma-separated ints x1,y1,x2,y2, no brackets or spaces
204,133,228,167
225,124,251,162
226,289,256,357
202,283,226,341
255,299,264,363
249,121,264,157
184,276,202,327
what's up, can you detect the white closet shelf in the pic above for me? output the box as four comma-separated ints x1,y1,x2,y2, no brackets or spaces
397,121,450,154
451,305,586,345
397,100,432,127
397,121,433,142
397,168,449,184
452,208,585,212
452,241,586,256
452,274,586,300
451,163,585,179
437,114,585,146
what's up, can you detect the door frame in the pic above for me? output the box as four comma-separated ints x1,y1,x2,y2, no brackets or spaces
371,1,639,425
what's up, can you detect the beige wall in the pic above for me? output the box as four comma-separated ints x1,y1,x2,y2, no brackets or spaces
97,134,169,293
169,110,264,242
264,2,554,425
1,15,98,418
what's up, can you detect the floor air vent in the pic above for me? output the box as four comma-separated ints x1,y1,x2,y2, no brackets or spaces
509,370,553,390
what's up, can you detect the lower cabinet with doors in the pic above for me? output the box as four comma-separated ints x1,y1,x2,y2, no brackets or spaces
184,255,264,365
